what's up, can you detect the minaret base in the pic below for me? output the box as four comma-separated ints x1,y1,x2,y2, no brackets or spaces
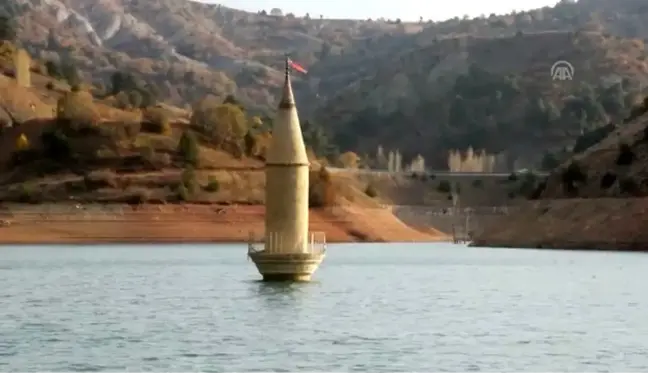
249,252,325,282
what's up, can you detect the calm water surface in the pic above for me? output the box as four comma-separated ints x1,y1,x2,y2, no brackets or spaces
1,243,647,371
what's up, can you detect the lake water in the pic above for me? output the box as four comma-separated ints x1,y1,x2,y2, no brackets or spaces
1,243,647,371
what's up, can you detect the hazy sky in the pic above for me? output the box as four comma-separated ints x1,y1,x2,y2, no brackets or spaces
198,0,558,22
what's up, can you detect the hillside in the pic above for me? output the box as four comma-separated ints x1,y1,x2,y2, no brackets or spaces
315,30,648,169
535,97,648,198
5,0,415,114
5,0,648,173
472,96,648,250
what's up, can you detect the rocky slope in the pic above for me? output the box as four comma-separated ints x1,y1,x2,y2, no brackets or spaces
472,95,648,250
7,0,413,112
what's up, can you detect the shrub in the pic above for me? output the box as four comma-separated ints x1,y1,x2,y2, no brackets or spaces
529,180,546,200
437,180,451,193
619,177,639,195
176,184,190,202
309,167,336,208
141,107,171,135
40,128,71,161
83,170,119,190
15,133,29,151
181,166,197,193
177,129,199,167
364,183,378,198
56,91,98,129
615,143,635,166
128,90,143,109
600,172,617,190
561,162,587,196
190,98,247,153
204,175,220,192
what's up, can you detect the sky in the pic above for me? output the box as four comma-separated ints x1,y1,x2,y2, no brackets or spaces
198,0,559,22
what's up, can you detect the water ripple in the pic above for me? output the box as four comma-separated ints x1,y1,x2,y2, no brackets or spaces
1,243,648,371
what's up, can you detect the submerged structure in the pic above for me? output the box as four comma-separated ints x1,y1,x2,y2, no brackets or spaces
247,57,326,282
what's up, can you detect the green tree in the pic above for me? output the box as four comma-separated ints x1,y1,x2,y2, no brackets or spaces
0,15,16,41
56,91,98,128
177,129,199,167
190,101,248,149
45,60,61,79
60,62,81,87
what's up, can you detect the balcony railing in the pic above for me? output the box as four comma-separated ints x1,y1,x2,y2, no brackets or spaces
248,231,327,256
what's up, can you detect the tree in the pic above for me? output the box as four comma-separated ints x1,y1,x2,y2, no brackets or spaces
177,129,199,167
142,107,171,135
338,151,360,168
15,133,29,151
56,91,98,128
0,15,16,42
60,62,81,87
45,60,62,79
190,100,248,150
110,71,138,95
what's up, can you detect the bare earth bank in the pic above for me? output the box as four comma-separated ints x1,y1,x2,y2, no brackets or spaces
472,198,648,251
0,204,448,244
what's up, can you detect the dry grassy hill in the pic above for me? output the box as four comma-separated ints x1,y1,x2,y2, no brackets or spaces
0,39,386,214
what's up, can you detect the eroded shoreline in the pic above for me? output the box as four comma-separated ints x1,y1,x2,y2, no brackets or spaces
0,203,449,245
472,198,648,251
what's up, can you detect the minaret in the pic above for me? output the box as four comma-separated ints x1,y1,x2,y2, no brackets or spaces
247,57,326,282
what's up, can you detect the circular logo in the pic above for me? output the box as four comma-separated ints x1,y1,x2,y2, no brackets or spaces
551,60,574,81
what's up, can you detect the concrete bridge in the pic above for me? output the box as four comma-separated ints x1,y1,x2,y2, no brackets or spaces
327,167,548,178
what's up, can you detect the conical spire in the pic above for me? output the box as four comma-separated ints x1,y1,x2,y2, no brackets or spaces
266,55,309,165
279,56,295,109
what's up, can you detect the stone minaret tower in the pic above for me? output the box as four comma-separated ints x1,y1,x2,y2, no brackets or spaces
264,57,310,254
248,57,326,282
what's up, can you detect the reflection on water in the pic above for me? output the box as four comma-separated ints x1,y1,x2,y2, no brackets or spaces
1,243,647,371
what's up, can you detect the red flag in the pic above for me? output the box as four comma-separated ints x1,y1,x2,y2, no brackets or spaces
288,58,308,74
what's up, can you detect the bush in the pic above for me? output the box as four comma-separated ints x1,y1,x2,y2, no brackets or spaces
181,166,197,193
437,180,451,193
141,108,171,135
309,167,336,208
364,183,378,198
600,172,617,190
56,91,98,129
177,129,199,167
615,143,635,166
561,162,587,195
529,180,546,200
176,184,190,202
83,170,119,190
204,175,220,192
40,128,71,161
619,177,640,195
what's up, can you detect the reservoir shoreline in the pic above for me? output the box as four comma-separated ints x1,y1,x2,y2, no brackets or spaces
472,198,648,252
0,203,448,245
